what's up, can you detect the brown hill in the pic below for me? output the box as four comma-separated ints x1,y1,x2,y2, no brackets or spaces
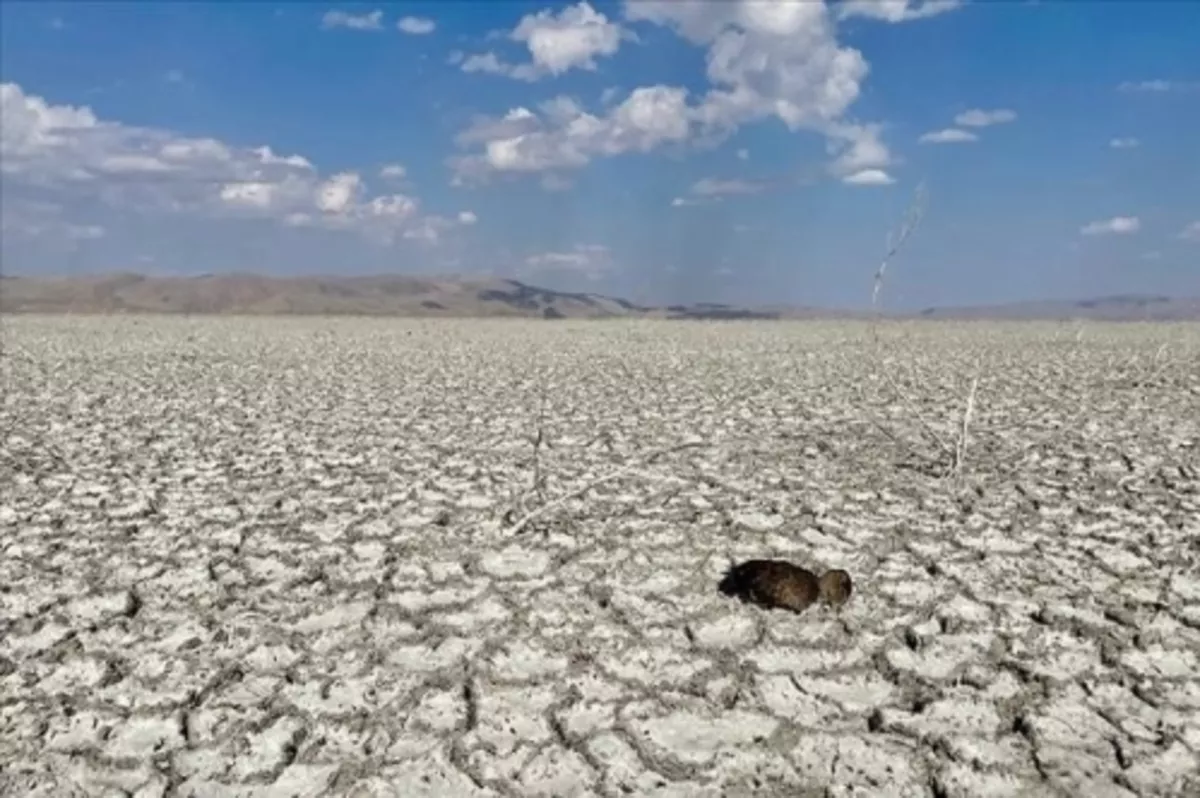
2,273,1197,321
0,272,797,319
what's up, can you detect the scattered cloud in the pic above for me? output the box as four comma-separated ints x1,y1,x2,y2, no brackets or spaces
673,175,766,206
842,168,895,186
449,89,693,184
1109,137,1139,149
454,0,908,186
1179,221,1200,241
396,16,435,35
523,243,613,281
836,0,964,24
736,148,749,160
457,210,478,225
691,177,765,197
379,163,407,180
320,9,384,31
954,108,1017,127
1079,216,1140,236
460,2,627,82
0,81,468,245
826,123,896,185
1117,79,1172,93
919,127,978,144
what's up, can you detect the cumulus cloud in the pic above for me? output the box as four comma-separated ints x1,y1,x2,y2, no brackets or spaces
954,108,1017,127
842,168,895,186
1080,216,1140,236
397,16,435,35
0,82,468,245
320,9,383,31
449,88,692,184
460,2,627,81
919,127,978,144
825,122,896,184
454,1,910,187
836,0,963,23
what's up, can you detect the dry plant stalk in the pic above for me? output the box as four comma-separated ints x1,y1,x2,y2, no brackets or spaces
953,374,980,479
868,181,981,479
531,376,549,502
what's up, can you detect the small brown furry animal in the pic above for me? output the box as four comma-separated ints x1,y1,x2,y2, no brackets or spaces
719,559,853,613
818,568,854,607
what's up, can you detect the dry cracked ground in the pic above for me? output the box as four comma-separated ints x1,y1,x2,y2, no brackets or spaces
2,315,1199,798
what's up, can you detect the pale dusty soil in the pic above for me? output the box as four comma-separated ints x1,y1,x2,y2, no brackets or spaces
2,315,1199,798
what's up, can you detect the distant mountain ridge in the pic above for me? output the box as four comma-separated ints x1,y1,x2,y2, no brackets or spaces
916,294,1200,321
1,272,1197,321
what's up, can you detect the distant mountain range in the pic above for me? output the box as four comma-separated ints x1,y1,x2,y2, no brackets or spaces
1,272,1197,321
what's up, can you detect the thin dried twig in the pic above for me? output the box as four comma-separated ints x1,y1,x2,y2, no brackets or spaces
871,182,928,312
503,440,705,536
531,376,549,502
953,374,980,479
867,181,956,465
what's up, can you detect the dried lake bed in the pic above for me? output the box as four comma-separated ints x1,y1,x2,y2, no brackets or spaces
2,315,1199,797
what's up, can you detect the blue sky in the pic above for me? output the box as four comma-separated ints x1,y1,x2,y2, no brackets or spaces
1,1,1197,309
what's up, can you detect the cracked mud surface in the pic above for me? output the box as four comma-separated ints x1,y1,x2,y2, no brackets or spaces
2,316,1199,797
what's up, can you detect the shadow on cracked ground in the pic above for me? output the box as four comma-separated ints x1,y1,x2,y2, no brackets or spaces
1,316,1198,797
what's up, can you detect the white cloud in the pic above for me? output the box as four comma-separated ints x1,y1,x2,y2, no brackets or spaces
315,171,363,214
736,148,749,160
671,175,767,207
954,108,1017,127
1080,216,1140,236
524,243,612,281
919,127,978,144
320,9,384,31
450,88,692,183
691,177,764,196
836,0,963,23
379,163,407,180
461,2,626,81
455,1,891,184
842,168,895,186
396,16,435,35
458,210,478,225
1117,79,1172,93
1109,137,1140,149
1179,221,1200,241
0,81,465,245
826,122,895,184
